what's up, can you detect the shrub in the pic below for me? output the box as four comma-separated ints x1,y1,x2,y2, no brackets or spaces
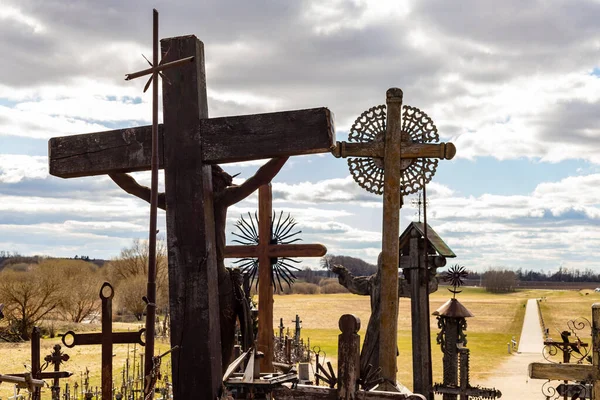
319,281,348,294
289,282,320,294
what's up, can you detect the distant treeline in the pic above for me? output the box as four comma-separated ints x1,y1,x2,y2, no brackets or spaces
466,266,600,283
0,251,106,270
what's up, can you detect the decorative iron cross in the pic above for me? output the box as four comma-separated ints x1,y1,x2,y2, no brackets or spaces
529,304,600,399
332,88,455,389
224,183,326,371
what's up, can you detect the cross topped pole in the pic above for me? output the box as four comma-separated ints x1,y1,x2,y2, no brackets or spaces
332,88,455,392
120,11,195,398
224,183,326,371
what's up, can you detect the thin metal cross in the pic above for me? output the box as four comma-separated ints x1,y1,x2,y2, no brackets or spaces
123,10,194,398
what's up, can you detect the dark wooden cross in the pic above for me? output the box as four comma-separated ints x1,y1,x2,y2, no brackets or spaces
544,331,589,364
224,183,326,372
529,303,600,399
61,283,145,400
48,35,334,400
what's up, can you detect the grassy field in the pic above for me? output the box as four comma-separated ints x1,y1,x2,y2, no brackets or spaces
0,287,589,398
274,287,530,389
538,288,600,340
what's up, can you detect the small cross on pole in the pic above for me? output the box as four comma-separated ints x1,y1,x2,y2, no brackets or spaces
123,10,194,399
225,183,326,371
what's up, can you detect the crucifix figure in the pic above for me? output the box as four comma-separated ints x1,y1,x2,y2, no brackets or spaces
331,251,440,379
332,89,455,392
48,34,334,399
110,159,290,373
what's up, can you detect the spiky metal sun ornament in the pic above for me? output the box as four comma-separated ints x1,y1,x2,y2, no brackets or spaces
231,211,302,292
442,264,468,298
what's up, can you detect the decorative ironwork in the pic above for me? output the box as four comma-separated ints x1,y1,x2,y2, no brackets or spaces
347,104,440,196
231,211,302,291
542,317,591,365
442,264,469,298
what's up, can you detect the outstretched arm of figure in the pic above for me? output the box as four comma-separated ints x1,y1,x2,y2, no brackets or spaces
331,264,372,296
220,157,289,206
109,173,166,210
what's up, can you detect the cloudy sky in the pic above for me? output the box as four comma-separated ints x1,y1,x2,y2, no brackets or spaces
1,0,600,273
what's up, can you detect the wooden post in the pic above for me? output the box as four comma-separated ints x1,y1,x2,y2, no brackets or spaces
379,88,403,386
31,327,41,400
258,184,274,371
409,231,432,397
338,315,361,400
161,35,222,399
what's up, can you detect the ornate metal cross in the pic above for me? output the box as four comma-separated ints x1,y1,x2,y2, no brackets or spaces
332,88,455,389
224,183,326,371
529,304,600,399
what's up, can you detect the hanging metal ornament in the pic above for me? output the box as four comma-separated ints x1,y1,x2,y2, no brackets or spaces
347,104,440,195
231,211,303,291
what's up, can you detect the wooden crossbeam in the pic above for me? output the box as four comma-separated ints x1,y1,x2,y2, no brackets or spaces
225,184,326,372
528,363,597,382
48,108,334,178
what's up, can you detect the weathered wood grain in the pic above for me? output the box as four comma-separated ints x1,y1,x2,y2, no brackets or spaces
528,363,597,382
258,184,274,372
224,244,327,258
161,35,222,400
201,108,335,164
48,108,334,178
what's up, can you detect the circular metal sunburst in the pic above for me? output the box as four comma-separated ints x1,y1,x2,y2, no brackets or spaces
231,211,302,292
347,104,439,196
442,264,468,298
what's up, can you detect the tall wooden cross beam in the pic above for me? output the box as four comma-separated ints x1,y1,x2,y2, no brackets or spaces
332,89,455,392
529,303,600,399
48,35,334,400
224,183,326,372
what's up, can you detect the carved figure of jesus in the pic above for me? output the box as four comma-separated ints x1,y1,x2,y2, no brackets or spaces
109,157,288,372
331,253,438,377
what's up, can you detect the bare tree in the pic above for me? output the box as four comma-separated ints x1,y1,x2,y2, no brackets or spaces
43,259,103,323
106,239,168,301
116,275,147,321
482,269,518,293
0,264,61,340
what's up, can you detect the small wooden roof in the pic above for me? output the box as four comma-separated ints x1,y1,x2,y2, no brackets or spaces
432,298,474,318
398,222,456,258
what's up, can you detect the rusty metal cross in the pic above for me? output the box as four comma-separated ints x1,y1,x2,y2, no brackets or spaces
62,283,145,400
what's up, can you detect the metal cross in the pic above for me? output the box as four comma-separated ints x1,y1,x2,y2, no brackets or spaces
122,11,194,397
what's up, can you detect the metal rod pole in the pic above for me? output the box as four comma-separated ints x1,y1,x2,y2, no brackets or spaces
144,8,159,400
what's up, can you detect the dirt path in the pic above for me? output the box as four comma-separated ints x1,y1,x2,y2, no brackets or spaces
477,298,546,398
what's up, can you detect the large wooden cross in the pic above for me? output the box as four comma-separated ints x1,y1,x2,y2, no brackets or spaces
48,35,334,400
529,303,600,399
332,89,455,390
224,183,326,372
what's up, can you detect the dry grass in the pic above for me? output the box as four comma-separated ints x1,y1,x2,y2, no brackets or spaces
538,289,600,340
273,287,531,390
0,288,562,397
0,322,172,400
